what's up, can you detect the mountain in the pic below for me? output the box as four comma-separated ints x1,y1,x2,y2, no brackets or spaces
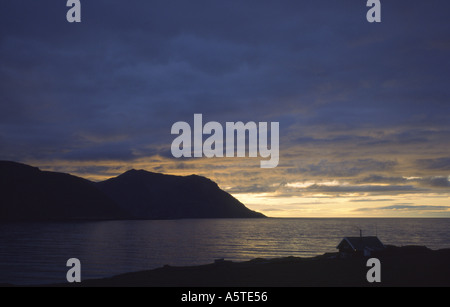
0,161,126,221
0,161,265,221
96,169,265,219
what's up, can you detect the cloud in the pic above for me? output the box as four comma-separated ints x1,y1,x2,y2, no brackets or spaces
225,184,281,194
305,184,420,194
289,159,397,177
355,175,407,184
355,175,450,188
355,205,450,212
349,199,395,202
416,176,450,188
416,157,450,171
1,1,450,216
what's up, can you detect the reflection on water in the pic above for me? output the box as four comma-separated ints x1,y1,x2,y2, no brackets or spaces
0,218,449,285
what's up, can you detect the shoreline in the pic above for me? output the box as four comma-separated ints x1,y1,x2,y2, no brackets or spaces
22,245,449,287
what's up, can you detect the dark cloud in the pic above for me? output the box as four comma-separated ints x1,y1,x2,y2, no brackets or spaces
355,175,407,184
418,177,450,188
416,158,450,171
59,142,139,162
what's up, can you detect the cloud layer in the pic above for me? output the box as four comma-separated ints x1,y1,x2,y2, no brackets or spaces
1,1,449,216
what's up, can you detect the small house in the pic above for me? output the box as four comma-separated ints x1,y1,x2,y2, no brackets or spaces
337,235,385,258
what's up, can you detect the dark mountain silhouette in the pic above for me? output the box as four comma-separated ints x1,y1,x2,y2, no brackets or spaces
0,161,265,221
96,169,265,219
0,161,126,221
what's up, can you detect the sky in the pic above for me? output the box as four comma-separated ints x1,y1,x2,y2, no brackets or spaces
1,1,450,217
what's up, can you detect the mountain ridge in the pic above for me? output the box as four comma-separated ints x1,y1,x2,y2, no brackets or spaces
96,167,264,219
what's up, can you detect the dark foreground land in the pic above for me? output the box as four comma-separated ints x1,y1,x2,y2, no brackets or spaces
41,246,450,287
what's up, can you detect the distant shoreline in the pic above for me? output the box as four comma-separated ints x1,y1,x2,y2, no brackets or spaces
15,245,448,287
2,216,450,223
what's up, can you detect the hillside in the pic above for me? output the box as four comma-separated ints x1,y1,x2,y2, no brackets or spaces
96,169,265,219
0,161,126,221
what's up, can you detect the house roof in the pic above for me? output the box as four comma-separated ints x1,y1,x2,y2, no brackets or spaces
337,236,385,252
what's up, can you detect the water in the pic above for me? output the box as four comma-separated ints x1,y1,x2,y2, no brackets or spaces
0,218,449,285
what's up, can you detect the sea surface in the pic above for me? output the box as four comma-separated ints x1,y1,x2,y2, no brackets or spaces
0,218,449,285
